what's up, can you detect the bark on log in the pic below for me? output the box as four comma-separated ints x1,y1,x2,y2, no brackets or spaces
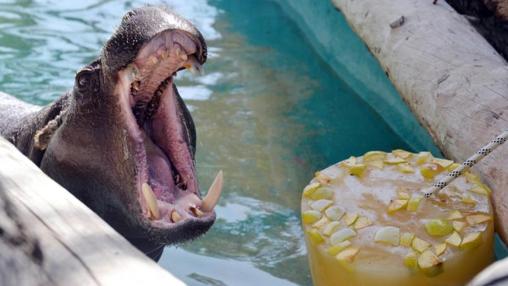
0,136,185,286
331,0,508,242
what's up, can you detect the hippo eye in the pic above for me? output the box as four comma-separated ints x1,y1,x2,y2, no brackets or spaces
78,74,89,87
76,68,99,94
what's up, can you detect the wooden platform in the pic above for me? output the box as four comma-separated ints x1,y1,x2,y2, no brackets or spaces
0,136,185,286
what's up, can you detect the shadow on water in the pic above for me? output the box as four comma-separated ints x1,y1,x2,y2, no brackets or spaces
0,0,412,285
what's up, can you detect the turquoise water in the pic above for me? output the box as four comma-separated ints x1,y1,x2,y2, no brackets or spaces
0,1,437,285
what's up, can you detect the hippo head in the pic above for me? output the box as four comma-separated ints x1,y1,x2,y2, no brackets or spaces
38,6,222,258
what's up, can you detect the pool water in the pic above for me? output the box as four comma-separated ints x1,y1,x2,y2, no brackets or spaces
0,1,432,285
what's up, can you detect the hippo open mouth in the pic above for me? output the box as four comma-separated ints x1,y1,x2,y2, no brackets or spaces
114,29,222,232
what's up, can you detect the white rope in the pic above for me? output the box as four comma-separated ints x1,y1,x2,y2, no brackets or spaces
423,130,508,198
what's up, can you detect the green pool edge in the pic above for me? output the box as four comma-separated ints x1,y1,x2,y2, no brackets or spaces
271,0,440,156
270,0,508,261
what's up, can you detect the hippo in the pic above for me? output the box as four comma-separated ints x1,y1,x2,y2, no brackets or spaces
0,6,223,261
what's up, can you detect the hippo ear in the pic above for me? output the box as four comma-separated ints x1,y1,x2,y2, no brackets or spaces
33,109,67,151
75,59,101,96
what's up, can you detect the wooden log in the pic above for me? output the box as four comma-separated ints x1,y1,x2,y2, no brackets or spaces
0,136,185,286
331,0,508,242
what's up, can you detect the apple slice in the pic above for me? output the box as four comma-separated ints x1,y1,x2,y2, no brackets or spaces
412,237,431,253
418,250,443,277
425,219,454,236
374,226,400,246
330,227,357,245
460,232,483,250
302,210,322,224
327,240,352,256
445,231,462,247
325,206,345,221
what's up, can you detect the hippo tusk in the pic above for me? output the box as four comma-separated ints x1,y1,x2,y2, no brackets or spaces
142,183,160,220
201,170,223,212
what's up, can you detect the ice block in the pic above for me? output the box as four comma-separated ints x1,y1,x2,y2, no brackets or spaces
301,150,494,286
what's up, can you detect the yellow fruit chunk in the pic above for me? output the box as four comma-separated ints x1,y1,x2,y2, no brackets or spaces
310,199,333,212
302,210,322,224
393,149,412,159
341,156,367,176
325,206,345,221
407,194,423,212
425,219,454,236
384,155,406,165
461,194,477,206
470,185,490,196
420,163,443,180
416,152,432,165
307,229,324,244
480,183,493,194
315,172,332,185
341,156,357,168
466,214,492,225
323,221,342,236
374,226,400,246
343,212,359,226
465,172,481,184
460,232,483,250
447,163,460,171
400,232,415,247
309,187,334,200
348,164,367,177
434,243,447,256
433,158,454,169
447,210,463,220
452,221,466,232
327,240,352,256
397,163,415,174
303,182,320,197
366,160,384,169
336,247,360,269
312,217,329,229
363,151,386,162
418,250,443,277
412,237,431,253
404,251,418,270
445,231,462,247
354,216,372,230
388,199,408,213
397,190,410,200
330,228,357,245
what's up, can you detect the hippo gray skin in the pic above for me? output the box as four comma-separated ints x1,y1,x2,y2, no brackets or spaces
0,6,223,261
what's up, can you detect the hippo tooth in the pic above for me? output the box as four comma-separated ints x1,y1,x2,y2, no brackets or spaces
201,170,223,212
148,56,158,65
142,183,160,220
170,210,182,223
191,206,204,217
184,56,203,75
132,81,140,91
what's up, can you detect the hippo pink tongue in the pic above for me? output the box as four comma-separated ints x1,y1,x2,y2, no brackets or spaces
143,131,176,202
149,80,198,195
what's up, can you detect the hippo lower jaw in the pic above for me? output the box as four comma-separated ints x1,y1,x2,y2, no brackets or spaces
115,29,221,235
